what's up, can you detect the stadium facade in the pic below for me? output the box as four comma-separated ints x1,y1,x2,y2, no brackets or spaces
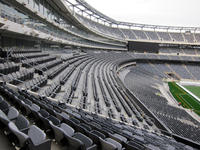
0,0,200,149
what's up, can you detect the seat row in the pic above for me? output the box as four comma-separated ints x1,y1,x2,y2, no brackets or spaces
22,56,56,68
46,62,69,80
0,62,20,75
65,58,94,104
61,54,85,62
21,76,48,92
103,62,131,120
35,59,63,74
97,61,118,119
0,69,34,85
89,52,153,124
14,85,127,150
11,52,49,62
17,86,144,150
3,48,42,54
0,82,197,149
59,57,93,86
103,75,121,112
43,81,61,98
59,66,76,85
0,90,51,150
109,66,144,121
20,85,197,150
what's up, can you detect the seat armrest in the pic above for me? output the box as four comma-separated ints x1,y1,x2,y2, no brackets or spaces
20,127,30,133
87,144,98,150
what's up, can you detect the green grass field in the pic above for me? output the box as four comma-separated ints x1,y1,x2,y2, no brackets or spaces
184,85,200,99
168,82,200,116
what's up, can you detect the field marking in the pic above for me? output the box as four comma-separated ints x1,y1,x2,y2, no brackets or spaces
177,83,200,104
175,93,191,109
174,83,200,115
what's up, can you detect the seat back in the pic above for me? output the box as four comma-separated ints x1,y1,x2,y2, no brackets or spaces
91,130,106,139
110,133,127,144
23,99,32,105
48,115,60,126
14,115,29,130
66,134,83,150
106,138,122,150
80,123,92,131
7,106,19,120
31,104,40,112
60,112,70,120
0,100,10,112
0,109,10,125
88,131,101,145
70,117,80,124
99,137,117,150
39,109,49,118
61,123,74,137
49,121,64,143
126,140,145,150
28,125,46,145
73,132,93,148
0,96,4,103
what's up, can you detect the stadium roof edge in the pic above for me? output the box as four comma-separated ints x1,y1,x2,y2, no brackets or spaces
64,0,200,31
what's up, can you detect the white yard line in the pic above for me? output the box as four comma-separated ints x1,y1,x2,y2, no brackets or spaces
177,82,200,103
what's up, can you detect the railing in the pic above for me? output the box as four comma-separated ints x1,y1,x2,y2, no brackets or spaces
0,9,24,24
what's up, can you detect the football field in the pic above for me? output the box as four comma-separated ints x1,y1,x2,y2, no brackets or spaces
184,85,200,99
168,82,200,116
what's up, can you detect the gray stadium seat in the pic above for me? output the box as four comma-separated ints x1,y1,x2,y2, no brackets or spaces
73,132,93,148
6,106,19,120
26,125,51,150
13,115,29,130
105,138,122,150
50,122,74,143
109,133,127,144
9,122,51,150
0,109,10,125
0,100,10,112
99,137,117,150
8,122,29,147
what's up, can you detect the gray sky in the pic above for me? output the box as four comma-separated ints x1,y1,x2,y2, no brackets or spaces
85,0,200,27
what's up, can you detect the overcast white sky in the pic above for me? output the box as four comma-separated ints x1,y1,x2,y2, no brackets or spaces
85,0,200,27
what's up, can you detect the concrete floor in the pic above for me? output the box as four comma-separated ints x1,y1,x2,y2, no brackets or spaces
0,128,15,150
